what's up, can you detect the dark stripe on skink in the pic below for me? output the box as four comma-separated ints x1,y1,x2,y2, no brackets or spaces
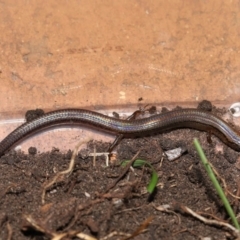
0,108,240,156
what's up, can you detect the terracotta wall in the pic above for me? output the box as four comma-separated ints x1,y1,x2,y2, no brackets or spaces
1,1,239,116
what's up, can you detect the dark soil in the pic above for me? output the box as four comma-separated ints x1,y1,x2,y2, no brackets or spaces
1,106,240,240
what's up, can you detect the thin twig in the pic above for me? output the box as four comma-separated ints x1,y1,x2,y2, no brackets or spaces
41,139,91,204
6,222,12,240
88,152,109,166
152,203,181,225
173,202,240,237
105,150,141,193
209,161,240,200
121,216,153,240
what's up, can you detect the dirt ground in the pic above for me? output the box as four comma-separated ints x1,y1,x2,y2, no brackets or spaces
1,106,240,240
1,2,240,239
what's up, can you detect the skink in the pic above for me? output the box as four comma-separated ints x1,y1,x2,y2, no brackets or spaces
0,108,240,157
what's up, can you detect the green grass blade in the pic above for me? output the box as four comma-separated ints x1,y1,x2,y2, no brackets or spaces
121,159,158,194
193,138,240,229
147,167,158,193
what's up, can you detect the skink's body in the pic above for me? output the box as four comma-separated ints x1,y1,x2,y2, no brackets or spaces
0,108,240,156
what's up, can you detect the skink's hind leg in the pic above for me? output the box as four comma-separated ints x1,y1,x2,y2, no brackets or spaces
108,134,123,153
